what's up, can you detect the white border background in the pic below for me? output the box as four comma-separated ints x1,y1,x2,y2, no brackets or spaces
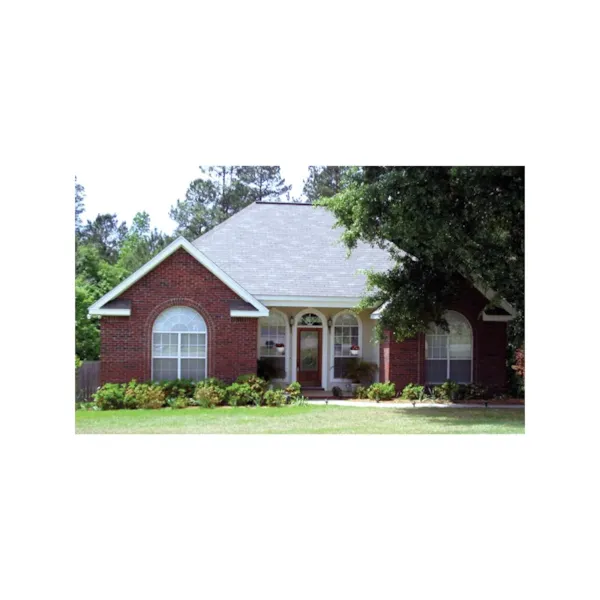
2,1,599,599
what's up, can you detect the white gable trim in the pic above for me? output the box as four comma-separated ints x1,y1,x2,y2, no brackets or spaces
475,285,517,317
88,237,269,318
89,308,132,317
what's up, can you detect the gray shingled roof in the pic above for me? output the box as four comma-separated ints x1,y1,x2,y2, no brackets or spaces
192,202,393,297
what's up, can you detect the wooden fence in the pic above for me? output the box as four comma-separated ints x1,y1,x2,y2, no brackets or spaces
76,361,100,401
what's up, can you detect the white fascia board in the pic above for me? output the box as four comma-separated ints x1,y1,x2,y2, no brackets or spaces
370,301,388,319
88,308,132,317
475,285,517,316
257,295,365,308
230,309,269,317
88,237,268,317
481,313,514,322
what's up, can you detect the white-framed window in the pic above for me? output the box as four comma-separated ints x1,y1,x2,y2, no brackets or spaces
333,311,361,379
152,306,207,381
425,311,472,384
298,312,323,327
258,311,287,379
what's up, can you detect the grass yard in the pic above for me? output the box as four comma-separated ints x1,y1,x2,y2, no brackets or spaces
75,405,525,434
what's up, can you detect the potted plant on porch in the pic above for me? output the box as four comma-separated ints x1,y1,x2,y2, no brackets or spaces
345,359,378,396
275,343,285,355
350,344,360,356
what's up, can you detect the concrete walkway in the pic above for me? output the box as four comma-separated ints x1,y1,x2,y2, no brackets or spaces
306,400,524,409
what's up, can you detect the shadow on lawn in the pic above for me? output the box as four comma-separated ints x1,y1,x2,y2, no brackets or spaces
387,407,525,429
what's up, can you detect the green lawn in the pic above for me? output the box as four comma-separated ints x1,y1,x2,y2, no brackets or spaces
75,405,525,434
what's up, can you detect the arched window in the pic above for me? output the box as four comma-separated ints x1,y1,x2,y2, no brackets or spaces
298,313,322,326
425,311,472,384
333,311,361,379
152,306,207,381
258,311,287,379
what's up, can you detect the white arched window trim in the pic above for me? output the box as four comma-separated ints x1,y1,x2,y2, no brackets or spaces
257,309,290,380
151,306,207,381
425,310,473,384
330,310,363,381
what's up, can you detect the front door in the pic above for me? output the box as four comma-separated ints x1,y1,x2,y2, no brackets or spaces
297,328,322,387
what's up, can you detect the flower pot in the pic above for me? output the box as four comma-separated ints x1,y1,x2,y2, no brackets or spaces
350,349,359,356
276,346,285,354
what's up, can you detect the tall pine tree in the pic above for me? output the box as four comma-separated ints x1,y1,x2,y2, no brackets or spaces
170,165,291,239
303,166,353,202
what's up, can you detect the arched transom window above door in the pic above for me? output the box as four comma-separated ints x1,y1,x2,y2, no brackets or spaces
152,306,207,381
298,313,322,326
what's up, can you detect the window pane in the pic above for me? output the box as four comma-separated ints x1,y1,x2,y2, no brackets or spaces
259,357,286,379
449,360,471,383
334,357,355,379
153,358,178,381
153,306,206,333
181,358,204,380
425,360,447,384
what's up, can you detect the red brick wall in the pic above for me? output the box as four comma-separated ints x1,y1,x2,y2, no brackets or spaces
379,283,509,393
100,248,258,384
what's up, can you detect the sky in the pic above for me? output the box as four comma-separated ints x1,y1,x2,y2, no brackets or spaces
77,165,311,235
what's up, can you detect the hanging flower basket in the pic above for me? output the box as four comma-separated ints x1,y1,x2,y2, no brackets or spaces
350,345,360,356
275,343,285,354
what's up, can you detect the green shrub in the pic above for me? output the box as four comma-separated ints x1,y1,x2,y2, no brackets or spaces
197,377,227,389
285,381,302,402
355,385,369,399
226,383,259,407
291,395,308,406
93,383,126,410
75,401,98,411
367,381,396,401
465,383,488,400
264,389,286,407
433,380,460,401
167,397,189,409
134,383,167,409
401,383,425,400
332,386,343,398
158,378,196,401
194,385,226,409
235,374,268,396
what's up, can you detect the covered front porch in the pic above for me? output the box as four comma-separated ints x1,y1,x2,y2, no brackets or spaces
256,304,380,392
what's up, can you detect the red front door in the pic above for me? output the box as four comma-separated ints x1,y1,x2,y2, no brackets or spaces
297,328,322,387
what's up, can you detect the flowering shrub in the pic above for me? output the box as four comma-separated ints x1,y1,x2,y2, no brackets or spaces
512,348,525,380
194,385,226,409
284,381,302,402
235,374,268,396
264,389,286,407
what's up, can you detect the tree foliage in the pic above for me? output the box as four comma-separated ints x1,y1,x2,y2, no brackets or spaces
170,166,291,239
75,176,85,235
79,213,128,263
318,166,524,346
74,180,170,360
302,166,354,202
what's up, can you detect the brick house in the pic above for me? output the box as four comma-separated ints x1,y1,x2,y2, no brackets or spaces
89,202,515,392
